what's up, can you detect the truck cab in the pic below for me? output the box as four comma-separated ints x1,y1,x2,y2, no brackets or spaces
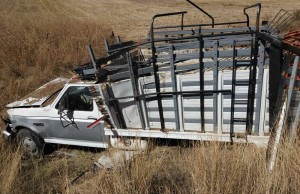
2,78,108,156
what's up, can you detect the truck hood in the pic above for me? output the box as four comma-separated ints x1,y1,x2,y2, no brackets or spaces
6,77,69,108
6,97,48,108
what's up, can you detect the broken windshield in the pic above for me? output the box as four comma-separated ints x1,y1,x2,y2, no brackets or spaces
20,78,68,101
42,89,63,107
6,78,69,108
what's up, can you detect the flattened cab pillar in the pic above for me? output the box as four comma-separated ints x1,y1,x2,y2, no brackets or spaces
268,45,283,132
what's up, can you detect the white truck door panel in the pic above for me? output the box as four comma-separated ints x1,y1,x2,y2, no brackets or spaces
46,85,106,142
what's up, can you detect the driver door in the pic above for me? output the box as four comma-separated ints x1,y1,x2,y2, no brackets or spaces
47,85,106,144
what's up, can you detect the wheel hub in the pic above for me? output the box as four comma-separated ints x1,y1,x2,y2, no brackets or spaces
22,137,38,155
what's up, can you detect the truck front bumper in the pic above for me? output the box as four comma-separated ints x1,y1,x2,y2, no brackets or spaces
1,121,14,140
2,130,11,139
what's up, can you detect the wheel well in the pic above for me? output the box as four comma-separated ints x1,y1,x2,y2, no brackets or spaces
14,126,30,133
14,126,43,141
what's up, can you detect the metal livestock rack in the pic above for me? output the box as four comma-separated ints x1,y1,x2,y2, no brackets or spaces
75,2,300,149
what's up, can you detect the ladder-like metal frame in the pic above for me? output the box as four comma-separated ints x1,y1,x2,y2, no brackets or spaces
230,4,261,139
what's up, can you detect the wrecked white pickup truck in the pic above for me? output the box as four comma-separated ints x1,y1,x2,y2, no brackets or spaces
1,2,300,157
1,78,109,155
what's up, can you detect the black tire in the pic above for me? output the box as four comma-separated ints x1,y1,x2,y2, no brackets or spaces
16,128,44,157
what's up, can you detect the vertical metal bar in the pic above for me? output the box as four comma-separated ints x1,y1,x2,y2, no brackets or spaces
128,53,146,129
106,86,126,128
199,35,205,132
254,42,265,134
213,41,219,132
285,56,299,118
104,39,110,56
258,70,268,136
169,45,180,131
230,40,237,142
88,45,97,70
217,72,223,134
138,79,150,130
177,74,185,131
268,95,287,171
115,35,121,44
247,7,261,133
244,6,261,137
269,46,284,132
98,84,117,128
181,13,184,31
180,13,184,37
246,39,256,134
150,18,165,130
245,40,254,134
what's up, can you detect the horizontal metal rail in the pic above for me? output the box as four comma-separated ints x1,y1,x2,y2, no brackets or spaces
152,27,260,37
153,37,254,51
153,21,248,30
109,60,253,81
104,128,269,147
103,31,256,55
156,49,251,62
106,90,232,101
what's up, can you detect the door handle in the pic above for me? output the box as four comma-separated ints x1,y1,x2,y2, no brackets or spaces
87,116,97,120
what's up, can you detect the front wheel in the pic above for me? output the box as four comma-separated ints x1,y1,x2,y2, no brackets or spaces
16,128,44,157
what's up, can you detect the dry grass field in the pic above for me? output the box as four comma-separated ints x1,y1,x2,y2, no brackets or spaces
0,0,299,193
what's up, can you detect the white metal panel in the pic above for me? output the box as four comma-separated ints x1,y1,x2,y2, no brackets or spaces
108,68,270,134
111,80,142,129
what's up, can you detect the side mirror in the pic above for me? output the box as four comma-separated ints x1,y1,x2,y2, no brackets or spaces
58,100,66,114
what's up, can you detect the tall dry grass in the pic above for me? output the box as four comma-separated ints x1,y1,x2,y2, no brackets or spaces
70,143,300,194
0,1,113,193
0,13,112,108
1,139,300,193
0,137,100,194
